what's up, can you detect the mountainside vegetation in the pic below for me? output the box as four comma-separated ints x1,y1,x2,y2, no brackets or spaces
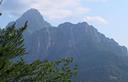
0,22,77,82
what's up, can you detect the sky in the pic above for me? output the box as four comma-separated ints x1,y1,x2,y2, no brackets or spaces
0,0,128,48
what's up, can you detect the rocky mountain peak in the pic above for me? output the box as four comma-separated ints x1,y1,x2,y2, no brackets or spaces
22,8,41,16
15,8,51,33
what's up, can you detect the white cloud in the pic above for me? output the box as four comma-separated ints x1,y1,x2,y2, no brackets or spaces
29,0,91,21
85,16,108,26
2,0,91,21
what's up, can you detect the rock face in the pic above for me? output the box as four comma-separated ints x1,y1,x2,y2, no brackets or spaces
8,9,128,82
16,8,51,33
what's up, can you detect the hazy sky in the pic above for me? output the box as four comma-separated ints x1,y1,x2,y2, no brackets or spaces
0,0,128,47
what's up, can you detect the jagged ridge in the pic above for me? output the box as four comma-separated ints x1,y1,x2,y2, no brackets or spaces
7,9,128,82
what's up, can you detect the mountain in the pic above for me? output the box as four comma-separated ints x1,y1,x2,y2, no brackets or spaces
8,9,128,82
8,8,51,33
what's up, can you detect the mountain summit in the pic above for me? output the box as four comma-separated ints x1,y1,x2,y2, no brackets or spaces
15,8,51,33
8,9,128,82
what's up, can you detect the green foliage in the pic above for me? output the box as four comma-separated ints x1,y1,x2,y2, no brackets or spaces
1,57,77,82
0,23,27,75
0,23,77,82
0,23,27,59
0,23,27,81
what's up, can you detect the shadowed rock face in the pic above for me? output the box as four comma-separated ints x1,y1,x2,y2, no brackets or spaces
8,9,128,82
